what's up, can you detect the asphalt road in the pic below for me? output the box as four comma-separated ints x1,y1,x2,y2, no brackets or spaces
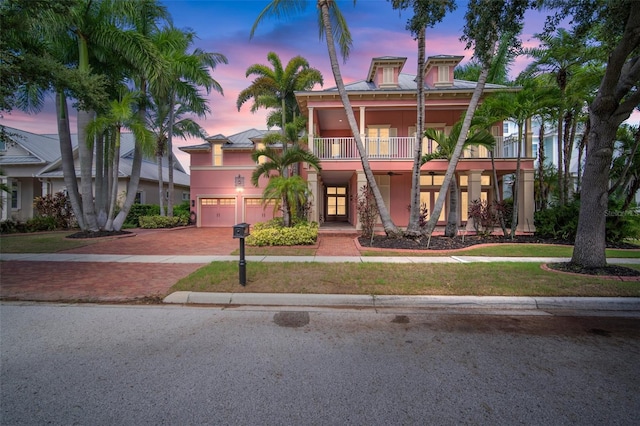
1,303,639,425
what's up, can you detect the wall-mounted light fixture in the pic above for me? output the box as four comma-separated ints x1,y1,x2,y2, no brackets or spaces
234,174,245,192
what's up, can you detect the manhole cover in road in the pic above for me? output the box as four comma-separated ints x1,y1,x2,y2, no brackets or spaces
391,315,410,324
273,311,310,328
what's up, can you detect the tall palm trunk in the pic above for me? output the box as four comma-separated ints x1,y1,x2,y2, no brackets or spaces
95,132,107,228
157,146,165,216
77,109,99,231
444,177,458,237
510,120,524,239
491,150,508,236
424,65,491,237
406,26,426,237
537,120,546,210
318,0,400,237
55,91,86,230
167,93,175,217
105,128,121,231
556,109,565,205
113,138,144,231
76,34,99,231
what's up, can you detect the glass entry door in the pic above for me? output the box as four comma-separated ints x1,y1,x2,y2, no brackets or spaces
325,186,347,222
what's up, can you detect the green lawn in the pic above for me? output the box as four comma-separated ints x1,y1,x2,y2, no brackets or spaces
170,261,640,297
0,232,99,253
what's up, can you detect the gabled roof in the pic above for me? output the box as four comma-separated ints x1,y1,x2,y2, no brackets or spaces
2,126,187,182
182,128,273,153
0,126,65,166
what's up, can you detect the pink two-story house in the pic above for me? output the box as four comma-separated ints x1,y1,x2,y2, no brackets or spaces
182,55,536,233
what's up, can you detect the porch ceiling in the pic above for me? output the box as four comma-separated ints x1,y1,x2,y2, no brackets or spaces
320,170,353,185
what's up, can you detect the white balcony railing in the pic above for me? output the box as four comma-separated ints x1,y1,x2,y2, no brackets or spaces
312,136,507,160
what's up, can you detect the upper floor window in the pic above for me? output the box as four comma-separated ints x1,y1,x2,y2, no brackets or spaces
255,142,266,164
438,66,450,83
382,67,395,85
212,144,223,166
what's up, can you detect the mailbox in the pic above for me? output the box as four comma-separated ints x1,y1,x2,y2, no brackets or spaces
233,223,250,239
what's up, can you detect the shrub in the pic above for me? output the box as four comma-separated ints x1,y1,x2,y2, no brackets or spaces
534,200,580,240
357,185,378,240
0,219,26,234
138,215,187,229
33,192,74,228
125,204,160,226
246,221,318,246
25,216,58,232
534,197,640,242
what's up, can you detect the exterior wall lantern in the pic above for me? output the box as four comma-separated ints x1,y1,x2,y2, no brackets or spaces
235,174,245,192
232,223,250,286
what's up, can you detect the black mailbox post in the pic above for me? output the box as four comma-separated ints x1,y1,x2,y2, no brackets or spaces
232,223,250,286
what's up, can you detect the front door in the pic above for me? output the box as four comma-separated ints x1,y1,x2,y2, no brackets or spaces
325,186,347,222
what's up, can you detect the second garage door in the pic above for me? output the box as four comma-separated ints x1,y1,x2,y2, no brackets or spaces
244,198,280,225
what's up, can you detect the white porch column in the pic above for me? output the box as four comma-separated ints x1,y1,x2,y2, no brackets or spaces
308,107,314,153
0,177,10,221
525,117,533,158
517,169,536,234
307,170,319,223
359,106,366,137
355,170,367,230
466,170,483,232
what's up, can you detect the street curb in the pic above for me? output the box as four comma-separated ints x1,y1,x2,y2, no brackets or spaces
163,292,640,311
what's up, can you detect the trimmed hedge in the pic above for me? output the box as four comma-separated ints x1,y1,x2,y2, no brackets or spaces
138,215,188,229
246,221,318,246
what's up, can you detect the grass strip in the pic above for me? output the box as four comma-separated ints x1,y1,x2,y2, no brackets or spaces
169,261,640,297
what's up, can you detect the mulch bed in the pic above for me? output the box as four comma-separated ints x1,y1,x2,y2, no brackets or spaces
358,234,640,277
67,230,132,239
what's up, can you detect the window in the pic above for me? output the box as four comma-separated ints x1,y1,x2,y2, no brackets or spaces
503,122,509,134
11,181,20,210
255,142,266,164
135,191,143,204
182,192,190,201
382,67,394,85
0,139,6,152
438,66,450,83
367,126,396,157
212,144,223,166
419,174,445,186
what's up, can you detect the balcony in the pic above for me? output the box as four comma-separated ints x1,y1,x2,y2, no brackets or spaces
312,136,508,160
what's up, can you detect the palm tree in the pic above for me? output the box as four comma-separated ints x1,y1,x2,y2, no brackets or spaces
521,28,595,205
251,144,321,227
86,89,154,231
481,80,553,238
422,120,495,237
251,0,401,237
389,0,456,238
423,0,529,238
149,26,227,216
39,0,165,232
237,52,323,130
147,101,207,215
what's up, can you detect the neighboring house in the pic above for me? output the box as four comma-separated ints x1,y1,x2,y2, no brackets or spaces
0,126,190,222
183,55,537,233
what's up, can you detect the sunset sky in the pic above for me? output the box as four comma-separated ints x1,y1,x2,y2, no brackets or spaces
2,0,637,168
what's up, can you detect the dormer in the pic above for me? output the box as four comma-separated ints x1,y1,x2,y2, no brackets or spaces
424,55,464,88
366,56,407,89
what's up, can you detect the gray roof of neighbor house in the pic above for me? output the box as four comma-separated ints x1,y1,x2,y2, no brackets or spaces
1,126,189,186
0,126,67,166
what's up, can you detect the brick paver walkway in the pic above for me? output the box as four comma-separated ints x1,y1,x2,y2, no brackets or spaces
0,227,359,302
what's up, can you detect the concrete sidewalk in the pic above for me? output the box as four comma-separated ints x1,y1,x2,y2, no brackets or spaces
3,252,639,264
